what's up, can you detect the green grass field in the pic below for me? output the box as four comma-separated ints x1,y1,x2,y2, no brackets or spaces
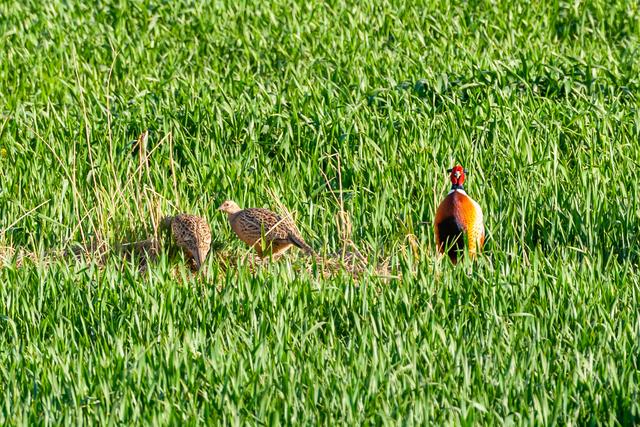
1,0,640,424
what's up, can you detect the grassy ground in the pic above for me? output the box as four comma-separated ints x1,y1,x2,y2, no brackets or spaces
1,0,640,424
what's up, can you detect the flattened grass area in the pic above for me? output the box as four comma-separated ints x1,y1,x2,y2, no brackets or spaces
1,0,639,423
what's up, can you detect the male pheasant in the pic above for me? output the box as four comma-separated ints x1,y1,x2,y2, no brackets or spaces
218,200,314,258
162,214,212,271
434,165,485,263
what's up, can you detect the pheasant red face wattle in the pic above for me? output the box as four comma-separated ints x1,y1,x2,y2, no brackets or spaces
448,165,466,187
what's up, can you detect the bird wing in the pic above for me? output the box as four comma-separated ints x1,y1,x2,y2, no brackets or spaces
434,193,457,249
195,218,212,268
434,194,465,261
242,208,291,240
172,216,196,247
287,230,313,254
269,210,313,253
453,193,484,256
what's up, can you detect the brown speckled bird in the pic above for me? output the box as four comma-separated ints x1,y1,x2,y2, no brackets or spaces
434,165,485,264
162,214,212,271
218,200,314,258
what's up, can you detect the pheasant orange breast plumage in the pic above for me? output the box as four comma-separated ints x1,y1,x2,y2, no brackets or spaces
434,165,485,263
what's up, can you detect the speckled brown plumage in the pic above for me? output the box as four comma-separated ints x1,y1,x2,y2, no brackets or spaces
162,214,212,270
218,200,314,258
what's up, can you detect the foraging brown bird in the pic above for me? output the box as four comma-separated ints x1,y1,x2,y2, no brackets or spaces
434,165,485,263
161,214,212,271
218,200,314,258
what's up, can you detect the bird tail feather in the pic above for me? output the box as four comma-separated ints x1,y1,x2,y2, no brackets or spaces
290,234,315,256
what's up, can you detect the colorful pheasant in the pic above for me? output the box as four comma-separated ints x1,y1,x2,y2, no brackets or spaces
434,165,485,263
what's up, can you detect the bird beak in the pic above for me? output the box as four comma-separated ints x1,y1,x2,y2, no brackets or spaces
454,171,461,178
217,205,224,211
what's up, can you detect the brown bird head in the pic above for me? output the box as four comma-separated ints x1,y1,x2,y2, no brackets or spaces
218,200,242,214
447,165,468,188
